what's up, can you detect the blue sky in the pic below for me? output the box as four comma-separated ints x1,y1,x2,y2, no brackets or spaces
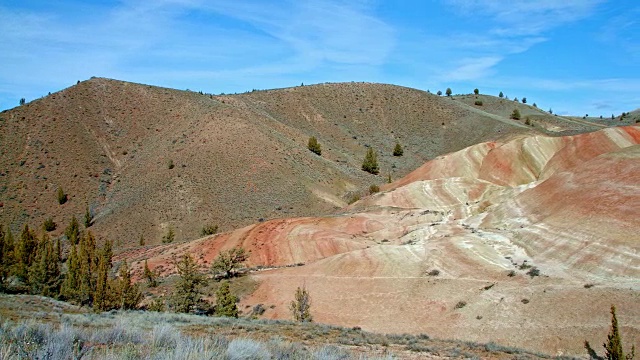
1,0,638,116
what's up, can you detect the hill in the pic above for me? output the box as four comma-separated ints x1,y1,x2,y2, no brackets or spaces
0,78,547,246
127,125,640,355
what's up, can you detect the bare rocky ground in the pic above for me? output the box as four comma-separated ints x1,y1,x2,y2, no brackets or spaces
125,126,640,357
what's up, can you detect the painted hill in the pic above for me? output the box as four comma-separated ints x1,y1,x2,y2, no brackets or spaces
0,78,559,246
126,125,640,355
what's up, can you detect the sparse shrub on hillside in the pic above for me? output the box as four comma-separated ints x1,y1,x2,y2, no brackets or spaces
84,206,93,228
168,159,175,169
533,103,537,108
57,187,67,205
499,91,504,98
347,193,361,204
454,301,467,309
215,280,238,318
290,285,313,322
43,217,56,232
526,267,540,277
19,98,26,106
514,97,519,102
549,108,553,114
522,97,527,104
474,100,483,106
148,297,165,312
65,216,80,244
201,224,219,236
474,88,479,95
307,136,322,156
428,269,440,276
511,109,521,120
369,184,380,194
211,247,248,279
446,88,452,96
162,226,175,243
437,90,442,96
144,259,157,287
139,234,145,246
393,142,403,156
362,148,379,175
387,173,392,184
170,254,207,313
525,117,531,126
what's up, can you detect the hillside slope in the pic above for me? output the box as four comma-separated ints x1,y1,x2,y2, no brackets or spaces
1,78,542,245
128,125,640,355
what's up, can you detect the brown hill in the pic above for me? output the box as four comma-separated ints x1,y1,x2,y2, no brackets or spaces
1,78,548,245
126,125,640,355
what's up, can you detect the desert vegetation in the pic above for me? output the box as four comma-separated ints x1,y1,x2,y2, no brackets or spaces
307,136,322,156
362,148,379,174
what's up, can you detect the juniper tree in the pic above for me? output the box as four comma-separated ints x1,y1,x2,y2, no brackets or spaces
162,226,175,243
14,224,38,281
0,226,14,285
211,247,247,279
65,216,80,245
446,88,452,96
214,280,238,317
307,136,322,156
511,109,521,120
499,91,504,98
143,259,157,287
115,260,141,310
28,233,61,297
84,207,93,228
603,305,635,360
290,285,313,322
393,143,403,157
171,254,207,313
362,148,379,174
93,247,110,312
77,231,98,306
60,244,79,301
474,88,479,95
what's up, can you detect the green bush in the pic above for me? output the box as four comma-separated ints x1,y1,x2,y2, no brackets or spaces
392,143,403,156
307,136,321,156
162,226,175,243
473,88,479,95
201,224,219,236
361,148,379,174
510,109,521,120
445,88,452,96
474,100,483,106
499,91,504,98
168,160,175,169
57,187,67,205
43,217,57,232
369,185,380,194
436,90,442,96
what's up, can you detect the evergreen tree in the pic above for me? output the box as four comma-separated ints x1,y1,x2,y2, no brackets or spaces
436,90,442,96
84,207,93,228
14,224,38,281
603,305,635,360
445,88,452,96
28,233,61,297
214,280,238,317
511,109,521,120
361,148,379,174
139,234,145,246
93,241,113,311
171,254,207,313
499,91,504,98
307,136,322,156
290,285,313,322
162,226,175,243
211,247,248,279
474,88,479,95
57,187,67,205
0,225,14,285
60,245,80,301
65,216,80,245
77,231,97,306
115,260,141,310
143,260,157,287
393,143,403,157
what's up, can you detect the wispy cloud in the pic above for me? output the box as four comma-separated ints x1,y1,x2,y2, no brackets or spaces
447,0,605,36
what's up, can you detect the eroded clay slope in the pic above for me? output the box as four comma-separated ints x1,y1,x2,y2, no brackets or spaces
126,125,640,355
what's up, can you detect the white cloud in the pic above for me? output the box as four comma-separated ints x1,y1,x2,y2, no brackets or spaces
443,56,502,81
